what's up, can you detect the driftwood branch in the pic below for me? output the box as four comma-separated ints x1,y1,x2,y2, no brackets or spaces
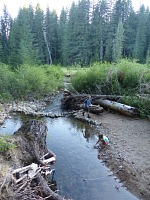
0,120,68,200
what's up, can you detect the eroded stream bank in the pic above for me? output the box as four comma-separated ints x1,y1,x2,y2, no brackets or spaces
0,113,139,200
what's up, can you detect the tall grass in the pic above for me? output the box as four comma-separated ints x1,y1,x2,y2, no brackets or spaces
71,60,150,95
0,135,16,153
0,64,64,100
70,59,150,117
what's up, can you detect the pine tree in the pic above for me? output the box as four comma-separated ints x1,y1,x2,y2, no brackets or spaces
113,19,124,62
9,7,38,67
91,0,108,62
105,0,116,62
58,7,68,65
33,4,46,64
9,19,22,67
134,5,147,63
0,5,11,64
0,33,3,63
45,8,59,64
63,1,77,65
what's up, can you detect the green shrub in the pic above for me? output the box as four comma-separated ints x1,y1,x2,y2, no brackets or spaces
0,64,64,100
0,136,16,153
71,59,150,95
120,96,150,118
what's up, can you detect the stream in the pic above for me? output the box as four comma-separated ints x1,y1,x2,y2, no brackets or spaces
0,94,139,200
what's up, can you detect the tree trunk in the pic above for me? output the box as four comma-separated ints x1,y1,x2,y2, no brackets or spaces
94,99,140,116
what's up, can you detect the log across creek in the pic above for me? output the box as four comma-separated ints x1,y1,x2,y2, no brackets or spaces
61,90,140,117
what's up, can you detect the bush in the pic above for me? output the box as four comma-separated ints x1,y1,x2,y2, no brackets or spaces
71,59,150,95
0,64,64,100
0,136,16,153
120,96,150,118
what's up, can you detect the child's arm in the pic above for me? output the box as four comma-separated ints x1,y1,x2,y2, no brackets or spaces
95,139,100,145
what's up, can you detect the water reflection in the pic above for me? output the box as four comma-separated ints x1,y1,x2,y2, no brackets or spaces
0,115,138,200
45,117,138,200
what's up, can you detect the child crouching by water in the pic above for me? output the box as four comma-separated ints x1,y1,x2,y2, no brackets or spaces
94,133,109,149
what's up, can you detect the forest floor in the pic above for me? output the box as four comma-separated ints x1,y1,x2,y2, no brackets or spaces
85,111,150,200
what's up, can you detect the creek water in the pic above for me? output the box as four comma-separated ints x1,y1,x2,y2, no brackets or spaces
0,94,139,200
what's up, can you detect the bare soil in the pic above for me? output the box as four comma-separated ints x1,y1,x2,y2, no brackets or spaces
89,111,150,200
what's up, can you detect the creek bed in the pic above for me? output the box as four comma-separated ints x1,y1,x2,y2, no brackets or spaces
0,114,138,200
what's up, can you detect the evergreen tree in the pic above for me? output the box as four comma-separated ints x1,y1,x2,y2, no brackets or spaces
123,5,137,58
63,1,77,65
45,8,59,64
145,10,150,61
91,0,108,62
146,45,150,65
0,32,3,63
75,0,91,66
9,7,38,67
113,19,124,62
134,5,147,63
18,7,38,65
58,7,68,65
9,19,22,67
0,5,11,64
105,0,116,62
33,4,46,64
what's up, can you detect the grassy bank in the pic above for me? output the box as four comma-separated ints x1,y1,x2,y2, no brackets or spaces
70,60,150,117
0,64,64,101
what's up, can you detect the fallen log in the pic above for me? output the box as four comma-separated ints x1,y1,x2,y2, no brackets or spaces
94,99,140,116
76,104,104,114
62,91,123,110
63,90,122,101
62,91,140,117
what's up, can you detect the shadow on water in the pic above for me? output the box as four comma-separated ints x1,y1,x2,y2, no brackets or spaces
0,115,138,200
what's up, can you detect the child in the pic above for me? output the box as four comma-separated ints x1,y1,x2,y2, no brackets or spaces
94,133,109,148
82,95,92,118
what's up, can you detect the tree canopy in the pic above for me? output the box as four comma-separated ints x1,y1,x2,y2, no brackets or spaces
0,0,150,67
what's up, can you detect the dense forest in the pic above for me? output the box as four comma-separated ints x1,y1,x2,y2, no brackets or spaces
0,0,150,67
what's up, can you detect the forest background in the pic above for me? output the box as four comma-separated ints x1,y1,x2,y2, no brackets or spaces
0,0,150,117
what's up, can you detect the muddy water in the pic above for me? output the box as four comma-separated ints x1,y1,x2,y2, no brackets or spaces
0,114,138,200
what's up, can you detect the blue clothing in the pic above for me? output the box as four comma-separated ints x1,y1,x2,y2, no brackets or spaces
84,98,91,108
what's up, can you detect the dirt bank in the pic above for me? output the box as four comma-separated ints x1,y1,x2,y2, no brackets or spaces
89,111,150,200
